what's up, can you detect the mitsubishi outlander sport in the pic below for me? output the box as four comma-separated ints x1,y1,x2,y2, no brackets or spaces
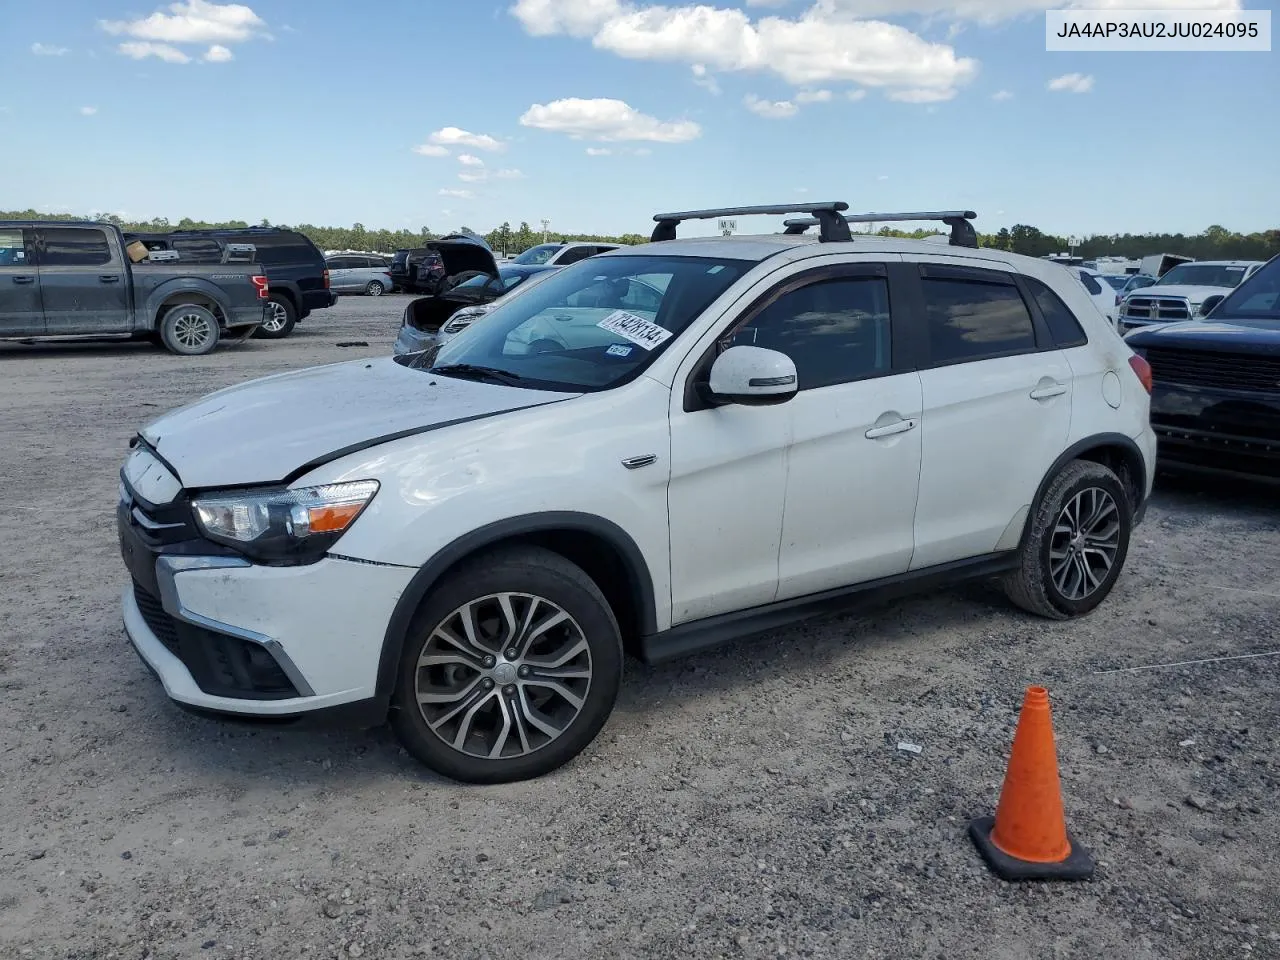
118,202,1157,784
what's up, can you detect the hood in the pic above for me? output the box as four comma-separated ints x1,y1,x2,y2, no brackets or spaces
138,358,578,488
1131,283,1235,304
1125,319,1280,356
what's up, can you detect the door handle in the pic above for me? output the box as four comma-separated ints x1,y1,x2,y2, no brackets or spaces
12,275,35,284
1030,383,1068,400
99,275,121,283
865,418,917,440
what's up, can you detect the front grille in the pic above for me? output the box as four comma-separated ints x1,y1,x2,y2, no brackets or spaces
1154,425,1280,480
131,580,300,700
1124,296,1192,323
1147,348,1280,394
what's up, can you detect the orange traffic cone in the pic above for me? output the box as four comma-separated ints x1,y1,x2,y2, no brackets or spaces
969,686,1095,881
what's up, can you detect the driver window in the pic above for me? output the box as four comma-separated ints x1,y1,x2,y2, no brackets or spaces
728,275,893,391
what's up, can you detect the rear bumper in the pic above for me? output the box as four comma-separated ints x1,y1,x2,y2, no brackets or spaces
393,325,443,356
225,302,268,329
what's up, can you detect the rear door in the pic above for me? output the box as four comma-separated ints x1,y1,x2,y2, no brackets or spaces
326,256,355,291
36,225,130,335
0,227,43,336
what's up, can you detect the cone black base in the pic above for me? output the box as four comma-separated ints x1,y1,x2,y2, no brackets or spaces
968,816,1096,881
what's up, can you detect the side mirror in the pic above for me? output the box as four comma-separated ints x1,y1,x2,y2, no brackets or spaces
705,346,798,406
1198,294,1224,317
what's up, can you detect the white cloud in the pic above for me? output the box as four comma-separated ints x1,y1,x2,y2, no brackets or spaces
795,89,832,103
457,166,526,184
586,147,613,156
1048,72,1094,93
512,0,979,100
877,174,889,180
889,87,955,103
100,0,268,44
744,94,798,119
811,0,1240,22
494,168,525,179
457,154,484,166
520,98,700,142
80,106,98,116
428,126,505,152
411,143,450,157
992,89,1014,100
31,43,70,56
203,43,233,61
458,171,488,183
117,40,192,62
692,63,722,94
847,88,867,101
439,188,474,199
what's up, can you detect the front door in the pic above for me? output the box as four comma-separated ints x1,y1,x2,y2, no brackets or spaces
36,226,130,335
904,257,1073,569
0,227,43,336
717,259,924,600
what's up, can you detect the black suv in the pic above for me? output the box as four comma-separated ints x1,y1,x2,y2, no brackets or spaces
123,227,336,339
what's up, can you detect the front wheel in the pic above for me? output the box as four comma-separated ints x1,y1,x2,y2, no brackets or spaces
254,295,296,339
365,280,385,297
158,304,220,356
1002,460,1132,619
390,546,622,784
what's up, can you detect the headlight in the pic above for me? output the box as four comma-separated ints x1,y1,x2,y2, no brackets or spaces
442,306,491,335
191,480,378,564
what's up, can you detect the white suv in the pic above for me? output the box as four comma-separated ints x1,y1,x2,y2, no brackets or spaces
117,203,1157,784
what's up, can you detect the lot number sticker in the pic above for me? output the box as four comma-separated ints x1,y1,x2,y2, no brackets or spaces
596,311,673,351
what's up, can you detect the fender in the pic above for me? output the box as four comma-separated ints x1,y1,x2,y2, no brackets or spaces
371,511,658,712
1023,433,1149,547
143,277,234,330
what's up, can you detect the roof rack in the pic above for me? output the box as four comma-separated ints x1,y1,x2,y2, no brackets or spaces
651,202,851,243
782,210,979,248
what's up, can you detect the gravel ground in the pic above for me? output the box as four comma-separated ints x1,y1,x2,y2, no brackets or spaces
2,295,1278,960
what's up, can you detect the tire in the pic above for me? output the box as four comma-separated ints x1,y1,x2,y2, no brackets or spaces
1002,459,1132,620
158,304,220,356
390,546,623,784
253,295,296,339
365,280,385,297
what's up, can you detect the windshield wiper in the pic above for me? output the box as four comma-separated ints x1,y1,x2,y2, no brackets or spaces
429,363,526,385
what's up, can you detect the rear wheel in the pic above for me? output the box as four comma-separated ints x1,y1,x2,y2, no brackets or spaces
390,546,622,784
1002,460,1132,619
365,280,385,297
158,304,220,356
254,295,296,339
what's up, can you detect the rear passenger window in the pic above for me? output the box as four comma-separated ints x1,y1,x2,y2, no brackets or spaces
1026,277,1088,348
731,275,892,390
556,247,595,265
1077,271,1103,295
0,229,29,266
41,228,112,266
173,239,222,262
921,277,1037,365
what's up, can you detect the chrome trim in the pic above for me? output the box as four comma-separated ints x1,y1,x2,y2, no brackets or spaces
154,555,317,698
621,454,658,470
131,506,186,532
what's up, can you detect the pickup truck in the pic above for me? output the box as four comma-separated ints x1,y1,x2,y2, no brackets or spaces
0,220,269,355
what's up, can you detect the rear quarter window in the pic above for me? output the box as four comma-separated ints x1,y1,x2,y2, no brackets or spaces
1025,277,1088,348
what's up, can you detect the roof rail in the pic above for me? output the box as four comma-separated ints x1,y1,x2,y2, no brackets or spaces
651,202,851,243
783,210,979,248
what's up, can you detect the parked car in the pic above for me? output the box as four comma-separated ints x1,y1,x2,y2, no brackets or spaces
1120,274,1157,297
1071,267,1119,324
126,227,335,339
1,220,267,355
394,264,558,356
411,234,500,295
1117,260,1266,334
326,254,393,296
510,242,621,267
117,202,1154,783
1125,253,1279,483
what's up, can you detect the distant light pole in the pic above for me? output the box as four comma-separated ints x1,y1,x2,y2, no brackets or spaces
541,219,550,244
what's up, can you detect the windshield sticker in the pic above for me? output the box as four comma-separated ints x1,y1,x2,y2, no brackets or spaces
606,343,634,358
597,311,672,351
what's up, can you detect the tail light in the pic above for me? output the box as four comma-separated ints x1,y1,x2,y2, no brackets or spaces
322,268,330,289
1128,354,1152,394
251,275,269,300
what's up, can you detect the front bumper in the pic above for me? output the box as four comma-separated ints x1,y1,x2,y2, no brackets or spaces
121,508,416,715
1148,382,1280,482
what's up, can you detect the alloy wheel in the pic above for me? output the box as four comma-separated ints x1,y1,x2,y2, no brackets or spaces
413,592,593,760
262,302,288,333
1049,486,1121,601
173,312,214,350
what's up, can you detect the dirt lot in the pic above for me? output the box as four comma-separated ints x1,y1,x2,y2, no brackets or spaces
1,295,1278,960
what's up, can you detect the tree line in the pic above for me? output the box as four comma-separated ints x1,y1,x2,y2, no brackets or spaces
4,209,1277,261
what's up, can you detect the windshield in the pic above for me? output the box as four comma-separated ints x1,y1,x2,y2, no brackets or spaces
1208,257,1280,324
421,254,751,392
1157,264,1249,288
513,244,563,265
1100,275,1129,291
1125,275,1156,292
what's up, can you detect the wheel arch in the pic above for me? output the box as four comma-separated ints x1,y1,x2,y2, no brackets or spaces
145,281,231,330
1023,433,1148,549
373,512,658,713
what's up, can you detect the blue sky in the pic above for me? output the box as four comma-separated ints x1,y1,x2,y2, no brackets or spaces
2,0,1276,238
